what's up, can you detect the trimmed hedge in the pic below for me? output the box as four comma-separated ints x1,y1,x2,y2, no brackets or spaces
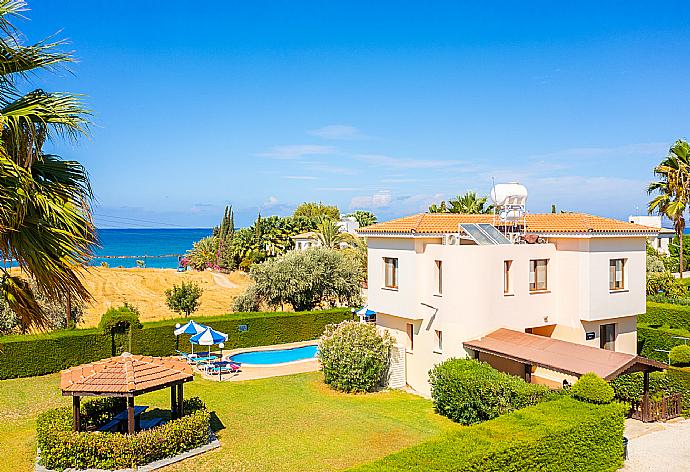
637,324,690,362
0,308,351,379
571,373,615,404
349,397,627,472
37,399,210,470
429,358,552,425
640,301,690,331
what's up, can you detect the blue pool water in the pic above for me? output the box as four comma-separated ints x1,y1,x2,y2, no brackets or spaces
229,345,318,365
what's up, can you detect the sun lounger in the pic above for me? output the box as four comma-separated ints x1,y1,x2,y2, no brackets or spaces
192,355,218,363
207,362,241,374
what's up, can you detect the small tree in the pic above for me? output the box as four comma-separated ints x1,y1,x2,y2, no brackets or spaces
236,247,363,311
98,304,142,355
165,281,203,317
293,202,340,220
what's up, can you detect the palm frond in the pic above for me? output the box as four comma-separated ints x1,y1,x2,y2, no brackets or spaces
1,90,89,166
0,272,48,330
0,35,74,85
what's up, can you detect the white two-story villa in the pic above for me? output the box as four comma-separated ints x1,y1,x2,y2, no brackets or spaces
358,209,660,396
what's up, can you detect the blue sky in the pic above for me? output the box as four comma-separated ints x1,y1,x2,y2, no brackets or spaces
23,1,690,227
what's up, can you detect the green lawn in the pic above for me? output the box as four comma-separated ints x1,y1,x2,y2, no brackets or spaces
0,371,458,471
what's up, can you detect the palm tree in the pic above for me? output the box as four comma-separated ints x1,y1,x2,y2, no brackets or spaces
428,192,493,214
0,1,95,328
648,139,690,277
428,201,448,213
448,192,493,214
315,217,354,249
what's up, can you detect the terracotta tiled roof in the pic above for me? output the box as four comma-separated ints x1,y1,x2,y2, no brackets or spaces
291,231,318,239
463,328,666,380
357,213,660,235
60,353,193,395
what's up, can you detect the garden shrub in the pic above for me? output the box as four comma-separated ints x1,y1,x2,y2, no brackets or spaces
570,373,614,404
0,308,352,379
349,397,627,472
429,358,551,425
37,398,210,470
318,320,394,393
669,345,690,367
646,272,688,298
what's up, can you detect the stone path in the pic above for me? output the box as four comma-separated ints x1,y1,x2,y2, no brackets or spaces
212,272,238,288
622,418,690,471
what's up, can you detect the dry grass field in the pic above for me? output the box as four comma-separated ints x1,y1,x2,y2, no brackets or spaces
78,267,251,327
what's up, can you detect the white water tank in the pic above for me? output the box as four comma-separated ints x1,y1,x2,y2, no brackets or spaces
490,183,528,207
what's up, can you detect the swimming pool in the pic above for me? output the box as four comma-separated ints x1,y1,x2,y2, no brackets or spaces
229,344,318,366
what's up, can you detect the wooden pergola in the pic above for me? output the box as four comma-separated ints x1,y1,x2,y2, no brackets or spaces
60,352,193,434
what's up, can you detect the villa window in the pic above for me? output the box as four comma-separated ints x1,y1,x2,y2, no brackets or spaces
435,260,443,295
529,259,548,292
384,257,399,289
609,259,625,290
434,330,443,352
600,323,616,351
406,323,414,351
504,260,512,294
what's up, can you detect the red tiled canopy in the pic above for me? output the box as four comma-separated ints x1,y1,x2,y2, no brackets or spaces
463,328,666,381
61,353,193,396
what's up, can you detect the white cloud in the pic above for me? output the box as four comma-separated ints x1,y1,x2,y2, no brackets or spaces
308,124,364,140
256,144,336,159
356,154,465,169
350,190,393,209
283,175,318,180
265,196,279,206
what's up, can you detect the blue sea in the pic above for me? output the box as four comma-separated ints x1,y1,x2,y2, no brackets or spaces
92,228,212,269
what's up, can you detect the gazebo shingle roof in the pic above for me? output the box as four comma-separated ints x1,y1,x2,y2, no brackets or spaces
60,353,193,396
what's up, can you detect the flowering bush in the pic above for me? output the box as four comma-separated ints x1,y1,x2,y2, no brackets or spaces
318,320,394,393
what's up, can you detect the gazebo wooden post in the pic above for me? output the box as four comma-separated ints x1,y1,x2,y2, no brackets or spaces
642,370,650,422
524,364,532,383
177,382,184,418
127,396,135,434
72,396,81,432
170,384,177,419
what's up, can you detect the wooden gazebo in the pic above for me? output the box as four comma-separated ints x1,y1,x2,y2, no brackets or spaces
60,352,193,434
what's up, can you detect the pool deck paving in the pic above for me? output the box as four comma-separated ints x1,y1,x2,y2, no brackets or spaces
196,340,321,382
622,417,690,472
